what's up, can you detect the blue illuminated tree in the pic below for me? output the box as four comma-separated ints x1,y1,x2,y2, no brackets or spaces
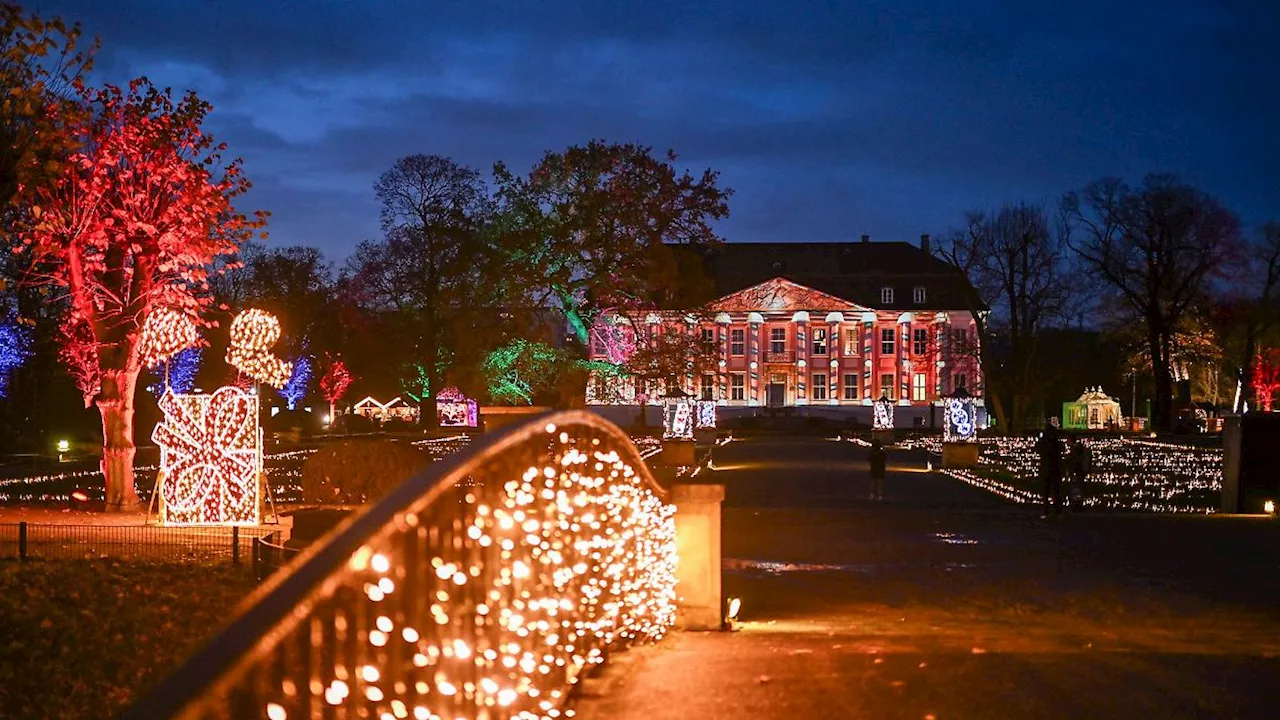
280,353,314,410
0,319,33,399
147,346,202,395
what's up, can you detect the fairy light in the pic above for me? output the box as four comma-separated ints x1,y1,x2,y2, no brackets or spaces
152,386,263,526
695,400,717,429
243,422,676,720
138,307,200,369
226,308,292,389
873,395,893,430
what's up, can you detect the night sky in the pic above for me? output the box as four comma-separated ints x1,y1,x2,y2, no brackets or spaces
45,0,1280,259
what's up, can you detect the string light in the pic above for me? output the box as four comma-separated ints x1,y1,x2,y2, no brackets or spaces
152,386,263,526
0,318,33,399
279,353,313,411
873,395,893,430
696,400,717,429
247,423,675,720
943,397,976,442
138,307,200,369
663,400,694,439
226,308,292,389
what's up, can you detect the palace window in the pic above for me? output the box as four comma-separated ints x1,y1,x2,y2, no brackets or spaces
844,328,857,354
843,373,858,400
880,373,895,401
812,328,827,355
700,373,715,401
955,373,967,391
880,328,894,355
730,373,745,400
951,328,968,352
912,373,927,401
913,286,926,304
812,374,827,400
730,328,745,356
701,327,715,348
913,328,928,355
881,286,894,305
769,328,786,354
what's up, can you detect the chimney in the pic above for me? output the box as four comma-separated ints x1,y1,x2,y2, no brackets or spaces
920,233,931,254
861,233,870,243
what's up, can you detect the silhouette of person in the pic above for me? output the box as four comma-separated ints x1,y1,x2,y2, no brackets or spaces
869,439,886,500
1037,423,1064,515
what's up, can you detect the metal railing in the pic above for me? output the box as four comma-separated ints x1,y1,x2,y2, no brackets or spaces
126,410,677,720
0,522,273,564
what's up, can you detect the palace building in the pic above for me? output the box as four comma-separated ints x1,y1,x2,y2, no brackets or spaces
585,235,984,426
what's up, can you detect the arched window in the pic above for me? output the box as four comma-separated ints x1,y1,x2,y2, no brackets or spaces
880,286,894,305
913,286,926,304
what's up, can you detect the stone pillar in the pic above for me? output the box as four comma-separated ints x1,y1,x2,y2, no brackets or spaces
863,319,875,403
829,321,840,404
795,317,808,405
748,316,761,406
673,483,725,630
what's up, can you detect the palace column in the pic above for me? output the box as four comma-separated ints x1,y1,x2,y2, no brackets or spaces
898,313,913,406
748,312,763,406
716,312,731,405
793,311,809,406
934,312,949,398
861,311,876,404
826,312,844,405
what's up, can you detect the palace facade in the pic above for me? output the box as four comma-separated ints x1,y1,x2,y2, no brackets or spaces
585,236,984,420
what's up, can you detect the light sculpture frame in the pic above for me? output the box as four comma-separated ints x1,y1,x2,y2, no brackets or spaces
873,393,894,430
695,399,717,429
662,385,694,440
943,387,977,442
436,386,479,428
152,386,263,526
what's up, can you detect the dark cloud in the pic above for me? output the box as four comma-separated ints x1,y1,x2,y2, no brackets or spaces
39,0,1280,257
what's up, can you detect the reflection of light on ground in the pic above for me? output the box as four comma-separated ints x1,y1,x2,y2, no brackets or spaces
724,558,873,574
932,532,980,545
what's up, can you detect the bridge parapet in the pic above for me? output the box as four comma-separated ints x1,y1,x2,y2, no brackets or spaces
127,410,677,720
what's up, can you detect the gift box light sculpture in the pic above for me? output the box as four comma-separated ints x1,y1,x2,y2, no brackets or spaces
696,399,717,429
873,393,894,430
152,386,262,526
943,388,977,442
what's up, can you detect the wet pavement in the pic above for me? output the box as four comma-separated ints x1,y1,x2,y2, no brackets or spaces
575,436,1280,720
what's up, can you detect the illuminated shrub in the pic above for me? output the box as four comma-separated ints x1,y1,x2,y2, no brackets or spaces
301,439,428,504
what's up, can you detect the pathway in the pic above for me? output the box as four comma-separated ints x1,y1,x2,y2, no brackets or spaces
575,436,1280,720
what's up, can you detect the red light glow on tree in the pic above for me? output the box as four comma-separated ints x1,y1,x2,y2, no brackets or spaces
59,313,100,408
1253,350,1280,412
319,354,355,419
152,386,262,525
226,308,292,389
14,78,264,510
138,307,199,368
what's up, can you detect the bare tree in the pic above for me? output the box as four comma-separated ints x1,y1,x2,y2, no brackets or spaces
1229,222,1280,410
935,202,1075,434
1062,174,1239,432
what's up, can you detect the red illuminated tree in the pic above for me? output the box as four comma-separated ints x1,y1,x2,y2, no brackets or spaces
1252,350,1280,412
319,354,355,419
14,79,264,510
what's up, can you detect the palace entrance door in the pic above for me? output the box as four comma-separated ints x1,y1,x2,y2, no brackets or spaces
767,373,787,407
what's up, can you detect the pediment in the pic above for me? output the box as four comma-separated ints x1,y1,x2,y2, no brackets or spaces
707,277,870,314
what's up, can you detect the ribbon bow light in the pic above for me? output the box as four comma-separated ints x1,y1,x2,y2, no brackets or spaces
138,307,199,368
152,386,260,524
226,308,293,388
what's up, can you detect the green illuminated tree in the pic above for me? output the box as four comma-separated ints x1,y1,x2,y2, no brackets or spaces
493,140,730,349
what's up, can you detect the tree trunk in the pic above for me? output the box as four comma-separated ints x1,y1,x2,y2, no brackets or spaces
1149,328,1173,433
97,368,141,511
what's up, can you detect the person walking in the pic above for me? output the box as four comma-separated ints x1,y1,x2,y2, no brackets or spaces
869,439,886,500
1036,423,1064,516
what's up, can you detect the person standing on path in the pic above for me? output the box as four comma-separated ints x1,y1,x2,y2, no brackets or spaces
1065,436,1091,508
1036,423,1064,515
868,439,886,500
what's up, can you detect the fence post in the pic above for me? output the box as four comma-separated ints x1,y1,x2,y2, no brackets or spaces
232,526,241,565
18,521,27,561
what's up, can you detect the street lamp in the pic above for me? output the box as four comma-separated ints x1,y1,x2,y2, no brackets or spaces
662,385,694,440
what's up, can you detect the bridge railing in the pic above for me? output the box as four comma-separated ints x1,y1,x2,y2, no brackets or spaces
126,410,677,720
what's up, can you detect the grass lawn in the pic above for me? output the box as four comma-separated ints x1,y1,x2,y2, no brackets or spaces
0,560,255,719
